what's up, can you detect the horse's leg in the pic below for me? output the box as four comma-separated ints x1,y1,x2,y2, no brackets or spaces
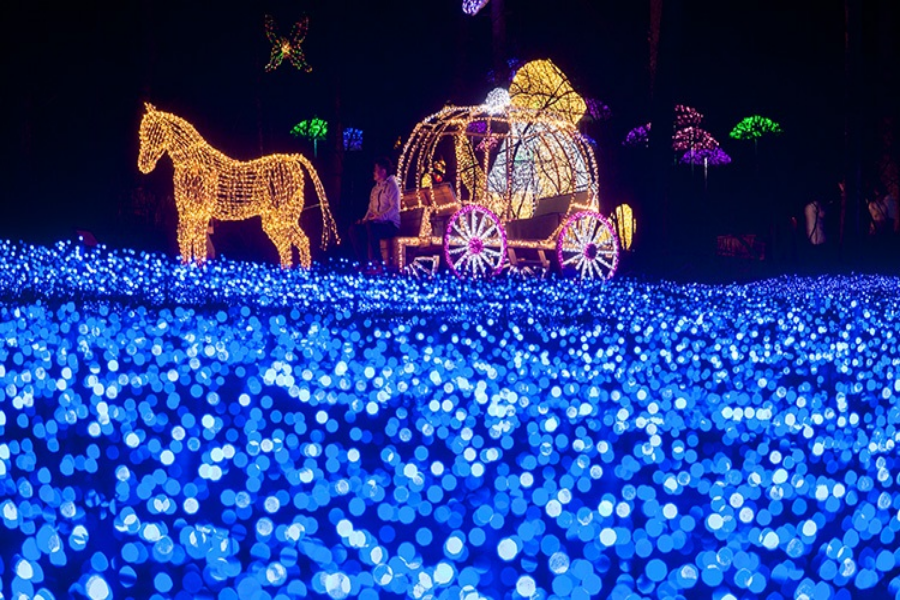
288,178,311,268
174,176,192,263
291,225,311,269
174,169,211,265
262,218,292,268
177,216,208,264
190,218,209,264
176,216,192,264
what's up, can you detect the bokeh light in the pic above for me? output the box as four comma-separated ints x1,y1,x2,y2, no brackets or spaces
2,240,900,598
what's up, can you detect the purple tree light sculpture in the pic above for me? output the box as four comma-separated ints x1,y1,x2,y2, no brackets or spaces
623,123,652,148
680,147,731,187
673,126,719,174
586,98,612,122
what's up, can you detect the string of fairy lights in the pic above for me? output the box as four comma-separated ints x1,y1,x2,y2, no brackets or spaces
138,104,339,268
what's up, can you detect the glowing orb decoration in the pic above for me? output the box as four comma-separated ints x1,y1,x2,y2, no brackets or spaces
462,0,491,15
509,59,587,125
4,240,900,597
730,115,783,140
264,14,312,73
443,204,506,278
138,103,339,267
483,88,511,115
557,211,619,278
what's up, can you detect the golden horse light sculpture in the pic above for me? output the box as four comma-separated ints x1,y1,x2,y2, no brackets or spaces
137,103,339,267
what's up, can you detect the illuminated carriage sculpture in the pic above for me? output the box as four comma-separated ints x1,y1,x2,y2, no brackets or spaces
394,91,620,279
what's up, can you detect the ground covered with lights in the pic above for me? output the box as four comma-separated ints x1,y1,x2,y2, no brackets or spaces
2,241,900,600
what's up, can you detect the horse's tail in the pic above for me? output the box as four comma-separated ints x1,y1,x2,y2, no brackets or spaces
295,154,340,248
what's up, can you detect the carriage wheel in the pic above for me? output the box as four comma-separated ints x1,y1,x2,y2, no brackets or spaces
444,205,507,278
557,211,619,279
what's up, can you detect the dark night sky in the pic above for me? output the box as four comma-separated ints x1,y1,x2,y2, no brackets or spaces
1,0,878,256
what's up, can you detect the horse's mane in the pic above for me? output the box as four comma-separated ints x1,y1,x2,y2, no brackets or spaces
154,110,233,165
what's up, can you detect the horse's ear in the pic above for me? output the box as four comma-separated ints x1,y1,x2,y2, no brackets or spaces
144,102,157,113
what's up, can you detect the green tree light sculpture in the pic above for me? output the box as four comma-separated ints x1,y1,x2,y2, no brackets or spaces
729,115,783,154
290,118,328,158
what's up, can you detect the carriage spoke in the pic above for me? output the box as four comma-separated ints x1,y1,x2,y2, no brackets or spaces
453,218,470,242
561,238,582,251
588,219,602,245
464,213,480,239
471,256,484,276
481,223,499,240
573,219,590,246
485,250,503,268
473,213,490,237
579,258,592,277
472,252,490,274
452,221,469,242
581,218,596,244
477,252,495,275
580,260,591,279
462,215,476,240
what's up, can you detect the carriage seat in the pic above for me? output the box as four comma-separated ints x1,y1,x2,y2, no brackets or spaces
396,183,459,238
505,190,591,240
534,190,591,217
382,183,460,267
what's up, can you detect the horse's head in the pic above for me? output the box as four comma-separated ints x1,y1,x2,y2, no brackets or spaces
138,103,168,174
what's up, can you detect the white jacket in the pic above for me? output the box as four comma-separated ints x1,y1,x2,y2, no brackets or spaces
365,175,401,228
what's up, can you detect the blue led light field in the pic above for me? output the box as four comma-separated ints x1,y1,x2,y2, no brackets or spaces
1,241,900,600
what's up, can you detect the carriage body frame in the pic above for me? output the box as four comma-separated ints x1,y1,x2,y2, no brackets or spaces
392,104,619,278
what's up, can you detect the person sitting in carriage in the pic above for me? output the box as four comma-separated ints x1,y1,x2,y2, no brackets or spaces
349,156,401,274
